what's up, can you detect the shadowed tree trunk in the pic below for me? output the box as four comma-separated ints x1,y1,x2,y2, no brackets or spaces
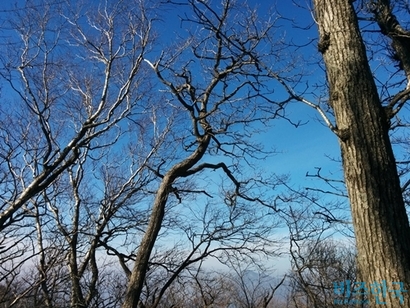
122,134,211,308
313,0,410,306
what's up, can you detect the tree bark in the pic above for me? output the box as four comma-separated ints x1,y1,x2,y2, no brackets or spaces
122,134,211,308
313,0,410,307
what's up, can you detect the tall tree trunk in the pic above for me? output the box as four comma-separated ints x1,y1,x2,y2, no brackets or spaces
313,0,410,307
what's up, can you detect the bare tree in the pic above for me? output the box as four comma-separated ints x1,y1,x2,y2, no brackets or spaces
122,1,293,306
1,1,292,307
271,182,356,308
138,196,283,308
0,1,160,307
287,238,359,308
220,260,286,308
0,0,154,231
144,263,285,308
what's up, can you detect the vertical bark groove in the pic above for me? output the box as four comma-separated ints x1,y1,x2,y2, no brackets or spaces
314,0,410,306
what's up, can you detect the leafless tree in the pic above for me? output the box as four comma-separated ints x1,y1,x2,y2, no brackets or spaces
287,238,359,308
122,1,294,306
137,196,283,308
143,262,285,308
0,1,161,307
0,0,154,230
0,1,294,307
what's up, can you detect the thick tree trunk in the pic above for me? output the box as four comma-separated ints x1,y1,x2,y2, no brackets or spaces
313,0,410,307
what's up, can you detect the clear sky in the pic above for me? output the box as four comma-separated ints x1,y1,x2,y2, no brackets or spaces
1,0,393,226
153,0,344,188
2,0,408,281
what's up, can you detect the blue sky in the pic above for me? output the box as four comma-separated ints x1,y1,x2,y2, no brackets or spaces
2,0,408,281
151,0,344,189
0,0,372,221
0,0,348,234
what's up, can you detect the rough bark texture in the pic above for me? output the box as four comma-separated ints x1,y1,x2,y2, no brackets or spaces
313,0,410,307
121,176,171,308
122,134,211,308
